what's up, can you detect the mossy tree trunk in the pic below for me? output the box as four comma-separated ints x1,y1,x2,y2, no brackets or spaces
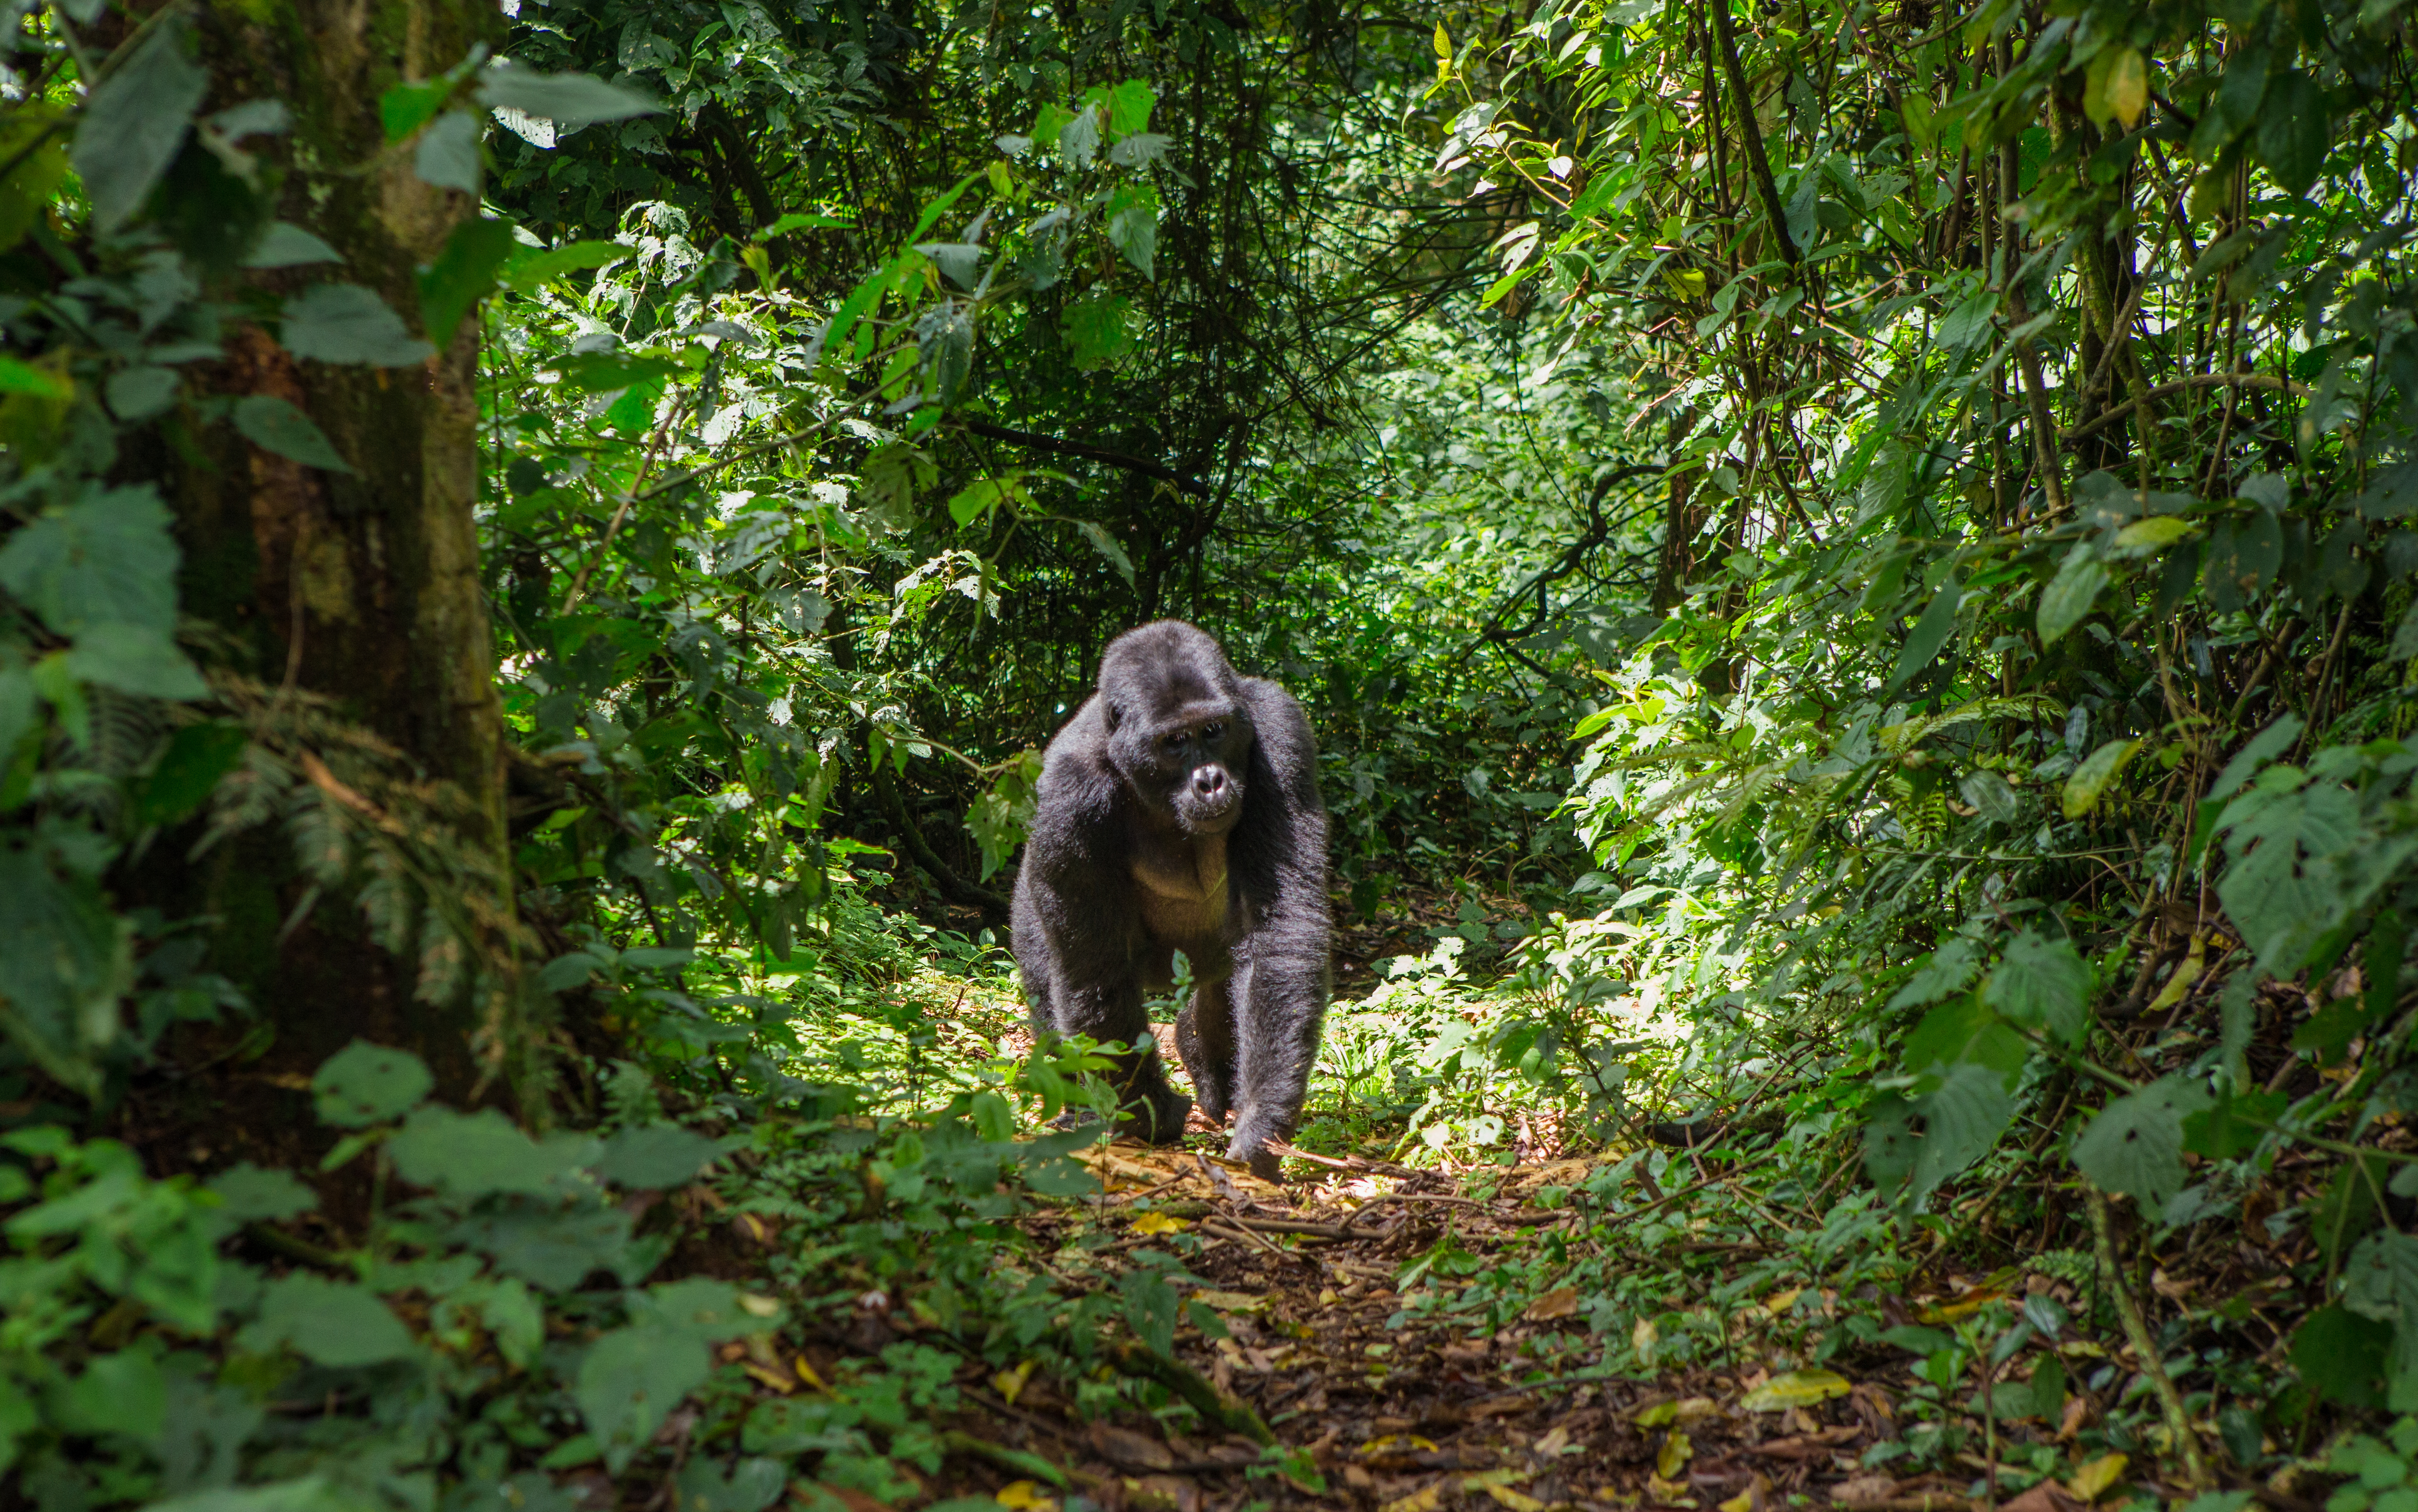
158,0,517,1115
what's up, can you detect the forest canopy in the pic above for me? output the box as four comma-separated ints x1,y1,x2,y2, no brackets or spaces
3,0,2418,1504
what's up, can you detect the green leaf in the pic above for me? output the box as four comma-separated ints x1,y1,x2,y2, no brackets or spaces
66,624,207,700
280,284,435,367
2294,1304,2389,1407
595,1124,726,1188
1982,931,2091,1045
1118,1265,1179,1356
312,1039,433,1127
70,12,208,232
1064,293,1137,370
1074,519,1136,584
478,62,661,132
412,109,482,192
105,365,178,421
1936,288,1997,349
0,354,74,400
0,846,134,1098
380,78,456,143
674,1459,788,1512
0,483,181,635
242,222,343,269
1863,1094,1917,1197
2062,737,2140,818
207,1163,318,1223
241,1274,418,1366
1958,768,2020,824
1901,994,2028,1083
1889,575,1961,688
388,1105,593,1196
497,239,631,291
2207,715,2302,803
232,395,355,474
2255,70,2329,197
0,664,34,760
2112,515,2196,554
1908,1060,2015,1208
143,1480,336,1512
455,1200,634,1289
134,719,248,825
1106,78,1156,137
2037,547,2109,644
1106,189,1157,280
2070,1075,2210,1207
418,216,518,347
579,1323,712,1472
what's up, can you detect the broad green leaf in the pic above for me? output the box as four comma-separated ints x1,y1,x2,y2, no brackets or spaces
54,1348,166,1439
2255,70,2329,197
2208,715,2302,802
454,1200,634,1289
412,109,482,192
0,102,72,254
129,717,244,825
674,1458,788,1512
380,77,455,143
233,395,355,474
1900,994,2027,1084
2037,547,2108,644
579,1323,712,1471
239,1274,418,1366
71,12,208,232
595,1124,726,1188
2293,1304,2389,1407
0,483,181,635
1982,931,2091,1045
1064,293,1136,370
497,239,631,291
2062,737,2140,818
479,62,661,132
1118,1265,1179,1356
105,365,177,421
418,217,519,347
1889,576,1961,687
389,1105,595,1196
1908,1060,2015,1207
243,222,343,269
2070,1075,2210,1207
1958,768,2020,824
207,1163,317,1223
1885,937,1980,1012
312,1039,433,1127
1936,288,1998,349
1107,78,1155,137
66,625,206,700
280,284,435,367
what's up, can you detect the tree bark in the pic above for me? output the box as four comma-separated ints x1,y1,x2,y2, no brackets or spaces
161,0,513,1107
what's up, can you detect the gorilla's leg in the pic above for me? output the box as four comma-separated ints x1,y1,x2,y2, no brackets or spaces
1227,953,1328,1180
1175,970,1241,1126
1049,978,1193,1144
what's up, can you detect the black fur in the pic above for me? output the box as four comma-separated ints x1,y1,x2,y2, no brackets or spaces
1012,621,1331,1180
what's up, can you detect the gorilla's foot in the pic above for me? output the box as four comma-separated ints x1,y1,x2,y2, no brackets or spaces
1120,1089,1194,1145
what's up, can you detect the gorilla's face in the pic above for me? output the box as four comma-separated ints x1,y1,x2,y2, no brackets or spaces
1145,709,1252,834
1099,625,1256,836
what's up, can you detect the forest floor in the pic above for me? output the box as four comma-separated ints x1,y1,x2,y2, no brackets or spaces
893,1137,2119,1512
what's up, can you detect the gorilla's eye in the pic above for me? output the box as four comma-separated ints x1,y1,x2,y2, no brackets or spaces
1202,722,1223,741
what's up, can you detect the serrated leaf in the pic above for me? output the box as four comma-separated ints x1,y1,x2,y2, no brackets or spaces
71,12,208,232
1909,1060,2015,1207
1982,931,2091,1045
388,1105,592,1196
280,284,435,367
67,624,207,699
233,395,355,474
0,483,180,635
2037,548,2109,644
2063,737,2140,818
2070,1075,2210,1207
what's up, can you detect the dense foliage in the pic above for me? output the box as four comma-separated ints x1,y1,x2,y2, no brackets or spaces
12,0,2418,1502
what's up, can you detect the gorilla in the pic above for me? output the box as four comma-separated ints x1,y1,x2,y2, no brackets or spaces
1012,621,1330,1180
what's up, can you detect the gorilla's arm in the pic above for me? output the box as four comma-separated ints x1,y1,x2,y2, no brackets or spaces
1013,706,1193,1137
1224,677,1331,1172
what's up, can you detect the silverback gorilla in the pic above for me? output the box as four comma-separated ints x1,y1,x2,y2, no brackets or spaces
1012,621,1331,1180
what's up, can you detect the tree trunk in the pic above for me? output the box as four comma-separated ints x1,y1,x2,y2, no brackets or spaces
159,0,515,1112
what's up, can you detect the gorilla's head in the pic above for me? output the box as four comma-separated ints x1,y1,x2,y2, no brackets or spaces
1098,621,1256,837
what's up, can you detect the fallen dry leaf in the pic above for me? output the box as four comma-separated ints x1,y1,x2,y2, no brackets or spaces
1830,1476,1898,1507
1526,1286,1581,1321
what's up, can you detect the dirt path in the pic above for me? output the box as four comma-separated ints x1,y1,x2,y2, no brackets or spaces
926,1142,1943,1512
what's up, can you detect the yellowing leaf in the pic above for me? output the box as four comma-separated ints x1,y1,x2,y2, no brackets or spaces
2147,935,2208,1014
2067,1453,2128,1502
1384,1485,1446,1512
2105,48,2148,127
1764,1287,1803,1315
737,1291,780,1316
1644,1476,1694,1508
1632,1316,1660,1363
1635,1401,1678,1427
1662,268,1707,301
1656,1430,1693,1480
1193,1289,1267,1313
1719,1494,1753,1512
997,1481,1057,1512
1526,1286,1580,1321
1463,1471,1532,1490
1434,21,1452,57
993,1358,1037,1405
1360,1435,1442,1455
2063,738,2142,819
1740,1370,1852,1411
2113,515,2197,553
1129,1210,1190,1235
1483,1486,1546,1512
